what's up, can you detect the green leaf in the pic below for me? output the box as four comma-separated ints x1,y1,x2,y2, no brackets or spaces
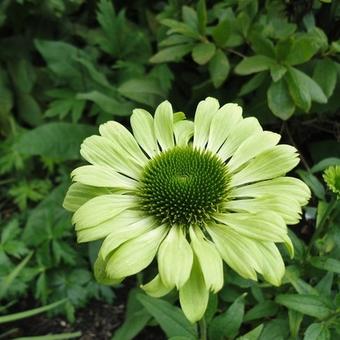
249,33,275,58
304,323,330,340
137,294,197,339
211,19,231,47
309,257,340,274
284,267,319,295
14,331,82,340
235,55,274,75
267,78,295,120
118,78,165,106
209,293,246,340
259,319,289,340
150,44,193,63
77,91,133,116
192,42,216,65
285,36,320,66
237,324,263,340
311,158,340,173
239,73,267,96
275,294,333,319
313,59,338,98
16,123,96,160
208,49,230,88
270,64,286,82
244,301,278,322
288,310,304,339
297,169,325,200
315,272,334,296
161,19,200,39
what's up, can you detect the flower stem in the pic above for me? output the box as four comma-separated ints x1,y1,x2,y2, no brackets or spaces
199,317,207,340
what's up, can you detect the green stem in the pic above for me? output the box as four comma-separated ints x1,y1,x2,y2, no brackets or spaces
199,317,207,340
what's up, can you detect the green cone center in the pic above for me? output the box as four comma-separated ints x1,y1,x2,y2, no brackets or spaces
138,146,230,226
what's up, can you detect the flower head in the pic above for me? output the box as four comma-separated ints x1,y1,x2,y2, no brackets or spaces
63,97,310,322
323,165,340,198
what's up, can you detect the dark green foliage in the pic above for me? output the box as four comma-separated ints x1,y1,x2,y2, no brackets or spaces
0,0,339,338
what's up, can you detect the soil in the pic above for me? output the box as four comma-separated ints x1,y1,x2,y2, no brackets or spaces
4,299,165,339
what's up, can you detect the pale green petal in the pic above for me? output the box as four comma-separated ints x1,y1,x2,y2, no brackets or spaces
207,103,243,153
71,165,137,190
141,274,173,298
174,120,194,146
179,256,209,323
193,97,220,149
72,194,135,230
231,177,311,206
223,196,302,225
80,135,142,179
99,214,156,259
154,100,174,150
230,145,299,187
173,111,186,123
189,227,223,293
227,131,281,172
131,108,159,157
217,117,262,161
206,224,259,281
63,182,110,212
158,226,193,289
252,242,285,286
213,211,293,256
99,121,148,165
106,225,168,279
94,255,123,285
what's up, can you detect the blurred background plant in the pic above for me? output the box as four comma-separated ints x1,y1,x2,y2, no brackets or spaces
0,0,339,339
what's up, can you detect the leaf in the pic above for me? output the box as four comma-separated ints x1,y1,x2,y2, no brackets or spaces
118,78,165,106
289,310,304,339
259,319,289,340
192,42,216,65
304,323,330,340
249,33,275,58
315,272,334,296
296,169,325,200
313,59,338,98
237,324,263,340
270,64,286,82
311,158,340,173
137,294,197,339
211,18,231,47
267,78,295,120
209,293,246,340
275,294,333,319
14,331,82,339
208,49,230,88
309,257,340,274
244,301,278,322
16,123,96,160
239,73,267,96
197,0,207,35
285,36,320,65
235,55,274,75
77,91,133,116
150,44,193,63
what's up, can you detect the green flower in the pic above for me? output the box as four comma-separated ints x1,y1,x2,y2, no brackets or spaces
63,97,310,322
323,165,340,198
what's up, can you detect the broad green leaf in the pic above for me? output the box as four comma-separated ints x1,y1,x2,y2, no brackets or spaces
208,50,230,88
270,64,286,82
313,59,338,98
311,158,340,173
16,123,96,160
209,293,246,340
275,294,333,319
161,19,200,39
192,42,216,65
259,319,289,340
297,169,325,200
284,267,319,295
137,294,197,339
244,301,278,322
285,69,311,112
289,310,303,338
316,272,334,296
211,19,231,47
182,6,198,30
309,257,340,274
235,55,274,75
239,73,267,96
118,78,165,106
237,324,263,340
267,78,295,120
77,91,133,116
286,36,320,65
150,44,193,63
304,323,330,340
249,33,275,58
0,299,66,323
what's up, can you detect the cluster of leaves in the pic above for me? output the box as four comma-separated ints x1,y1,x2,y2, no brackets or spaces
0,0,339,338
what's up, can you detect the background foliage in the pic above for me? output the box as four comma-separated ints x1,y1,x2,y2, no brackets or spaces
0,0,339,339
